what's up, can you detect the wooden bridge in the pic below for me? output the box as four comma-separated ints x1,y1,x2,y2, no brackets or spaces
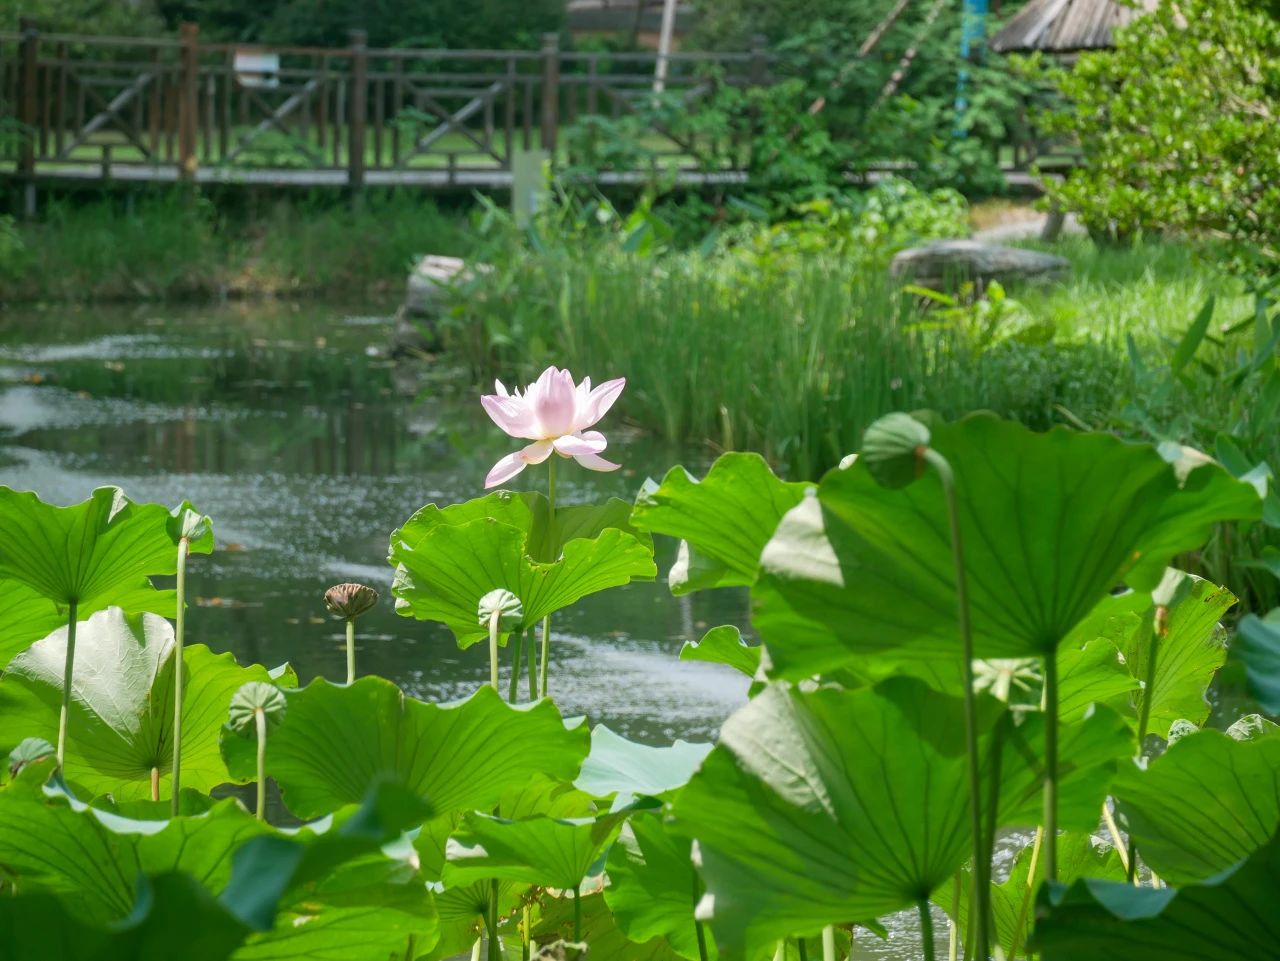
0,22,1058,196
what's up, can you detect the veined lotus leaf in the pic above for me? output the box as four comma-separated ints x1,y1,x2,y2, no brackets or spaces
0,608,280,800
0,486,186,630
1112,728,1280,885
389,492,655,649
753,414,1259,676
443,808,628,891
631,452,810,595
679,625,761,679
671,677,1004,958
1033,831,1280,961
575,725,712,809
936,831,1126,960
1234,609,1280,715
605,813,710,961
533,891,684,961
220,676,589,820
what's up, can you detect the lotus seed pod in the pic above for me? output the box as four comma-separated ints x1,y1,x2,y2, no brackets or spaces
228,681,288,736
325,582,379,620
861,412,932,489
8,736,54,778
477,589,524,632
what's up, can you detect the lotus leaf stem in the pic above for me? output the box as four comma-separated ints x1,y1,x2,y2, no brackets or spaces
1009,825,1043,960
1101,801,1130,875
572,883,582,944
488,879,501,961
798,938,809,961
150,766,160,803
772,942,785,961
254,706,267,821
171,536,189,814
522,903,531,961
56,599,78,769
947,874,960,961
922,448,990,960
1043,649,1060,881
471,938,482,961
918,900,936,961
508,631,524,702
693,865,709,961
488,610,501,691
526,629,537,701
823,926,837,961
1128,608,1165,883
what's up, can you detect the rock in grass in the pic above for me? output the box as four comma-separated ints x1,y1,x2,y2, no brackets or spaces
889,239,1070,289
396,255,492,356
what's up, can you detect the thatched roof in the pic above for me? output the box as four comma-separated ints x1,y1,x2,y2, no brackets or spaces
990,0,1157,53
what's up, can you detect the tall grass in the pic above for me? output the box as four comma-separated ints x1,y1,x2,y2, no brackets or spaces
446,240,1172,478
0,190,471,302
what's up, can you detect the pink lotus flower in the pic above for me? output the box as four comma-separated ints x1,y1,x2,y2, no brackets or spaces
481,366,626,488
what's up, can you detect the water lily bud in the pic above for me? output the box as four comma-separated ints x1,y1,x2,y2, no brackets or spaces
8,736,54,778
228,681,288,736
861,412,932,489
325,582,379,620
477,589,524,632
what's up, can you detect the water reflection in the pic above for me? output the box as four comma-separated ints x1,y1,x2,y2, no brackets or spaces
0,301,749,743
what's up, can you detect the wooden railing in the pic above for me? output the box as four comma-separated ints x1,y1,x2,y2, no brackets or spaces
0,22,771,188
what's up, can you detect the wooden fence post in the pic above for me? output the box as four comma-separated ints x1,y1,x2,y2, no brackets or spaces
539,32,560,163
178,22,200,183
348,29,368,196
749,34,768,85
17,17,39,217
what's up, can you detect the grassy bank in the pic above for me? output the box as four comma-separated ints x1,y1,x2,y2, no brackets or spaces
0,191,472,303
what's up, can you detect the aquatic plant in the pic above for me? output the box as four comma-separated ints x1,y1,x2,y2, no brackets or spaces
0,407,1272,961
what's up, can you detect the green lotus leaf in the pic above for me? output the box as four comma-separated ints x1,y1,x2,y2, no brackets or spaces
1234,609,1280,715
937,832,1126,960
1033,831,1280,961
604,813,708,961
0,486,183,623
389,492,655,649
996,705,1133,831
1112,728,1280,885
672,676,1003,957
533,891,683,961
443,808,627,891
0,581,70,671
753,415,1260,676
1055,639,1140,725
679,625,761,679
168,500,215,554
220,676,589,819
631,452,810,595
575,725,713,809
0,608,280,799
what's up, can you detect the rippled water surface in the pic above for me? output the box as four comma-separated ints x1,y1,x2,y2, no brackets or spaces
0,301,750,744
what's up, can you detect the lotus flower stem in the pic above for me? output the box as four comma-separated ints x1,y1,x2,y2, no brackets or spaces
508,631,524,702
345,619,356,685
922,449,990,960
254,706,267,821
1042,649,1060,881
488,610,501,691
171,536,189,814
538,457,557,699
56,600,78,769
823,926,837,961
918,901,937,961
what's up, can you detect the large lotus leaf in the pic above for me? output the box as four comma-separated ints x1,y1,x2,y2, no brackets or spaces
221,676,589,819
532,891,683,961
0,580,71,670
937,832,1126,961
443,808,626,891
1056,640,1140,724
604,813,707,961
672,676,1002,958
630,453,810,595
0,486,185,622
997,705,1133,831
1112,728,1280,884
1234,609,1280,714
575,725,713,809
390,493,655,648
754,415,1260,676
0,608,278,799
679,625,761,679
1033,831,1280,961
1114,573,1235,738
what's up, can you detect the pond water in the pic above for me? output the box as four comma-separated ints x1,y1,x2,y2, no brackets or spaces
0,301,750,744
